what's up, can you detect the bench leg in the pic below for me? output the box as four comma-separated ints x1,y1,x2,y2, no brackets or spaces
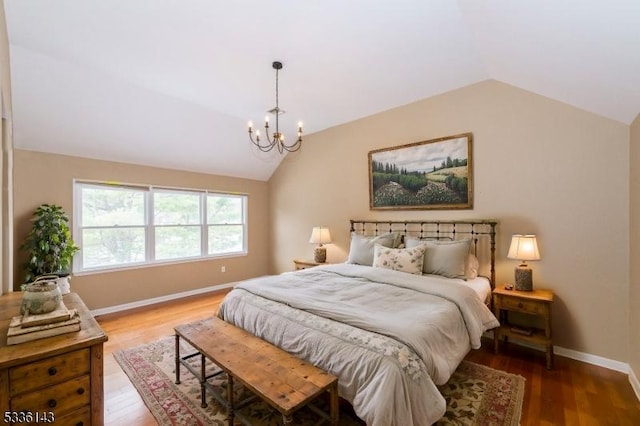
329,383,339,425
174,334,180,384
227,374,235,426
200,353,207,408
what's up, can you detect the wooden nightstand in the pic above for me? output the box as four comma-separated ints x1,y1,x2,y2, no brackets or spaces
293,259,325,270
493,285,555,369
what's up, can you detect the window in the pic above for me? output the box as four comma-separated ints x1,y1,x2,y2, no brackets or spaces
78,184,146,269
208,194,245,255
74,182,247,273
154,190,202,260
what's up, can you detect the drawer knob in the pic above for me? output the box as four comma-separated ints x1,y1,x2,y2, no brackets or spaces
48,399,57,408
518,302,524,309
77,387,85,395
48,366,57,376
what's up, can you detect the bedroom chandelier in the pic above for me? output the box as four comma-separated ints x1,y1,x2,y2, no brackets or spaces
248,61,303,153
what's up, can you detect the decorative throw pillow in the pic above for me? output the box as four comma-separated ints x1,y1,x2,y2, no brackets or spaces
346,233,396,266
373,243,426,275
406,237,471,279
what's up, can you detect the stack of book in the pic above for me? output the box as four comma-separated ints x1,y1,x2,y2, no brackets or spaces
510,326,534,336
7,303,80,345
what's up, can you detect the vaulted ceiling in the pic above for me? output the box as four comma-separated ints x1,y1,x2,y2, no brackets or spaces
4,1,640,181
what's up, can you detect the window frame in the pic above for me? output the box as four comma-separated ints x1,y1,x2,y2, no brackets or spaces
73,180,248,275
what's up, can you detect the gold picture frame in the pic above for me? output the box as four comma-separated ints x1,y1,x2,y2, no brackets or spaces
368,133,473,210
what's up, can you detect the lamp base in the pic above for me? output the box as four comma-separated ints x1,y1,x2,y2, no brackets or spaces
314,246,327,263
514,266,533,291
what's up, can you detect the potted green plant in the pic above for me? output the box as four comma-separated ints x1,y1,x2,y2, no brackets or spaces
21,204,80,294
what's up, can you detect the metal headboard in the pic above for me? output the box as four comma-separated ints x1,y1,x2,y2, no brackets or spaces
350,219,498,288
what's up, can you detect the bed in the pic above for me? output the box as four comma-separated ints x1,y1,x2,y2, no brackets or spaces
217,219,500,426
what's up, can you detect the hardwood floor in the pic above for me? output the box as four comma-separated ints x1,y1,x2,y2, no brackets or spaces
466,342,640,425
97,290,640,425
98,290,229,426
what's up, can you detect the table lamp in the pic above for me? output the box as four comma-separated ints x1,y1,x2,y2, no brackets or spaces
309,226,331,263
507,234,540,291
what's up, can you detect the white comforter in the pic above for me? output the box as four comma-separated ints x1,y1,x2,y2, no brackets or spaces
217,263,499,426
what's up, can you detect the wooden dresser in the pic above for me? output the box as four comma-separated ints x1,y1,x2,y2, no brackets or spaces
0,292,108,425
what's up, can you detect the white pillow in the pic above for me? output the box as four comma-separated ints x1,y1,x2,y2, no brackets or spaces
373,243,426,275
347,233,396,266
406,237,471,279
387,231,404,248
465,253,480,279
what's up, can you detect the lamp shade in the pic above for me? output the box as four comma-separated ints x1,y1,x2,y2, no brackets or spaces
309,227,332,245
507,234,541,261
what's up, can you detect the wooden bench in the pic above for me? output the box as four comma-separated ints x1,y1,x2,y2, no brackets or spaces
174,317,339,425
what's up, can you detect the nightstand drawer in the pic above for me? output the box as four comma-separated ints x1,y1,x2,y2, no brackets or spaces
293,259,324,270
499,296,545,315
9,348,90,395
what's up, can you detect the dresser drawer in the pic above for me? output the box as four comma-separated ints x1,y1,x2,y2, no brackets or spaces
499,296,545,315
11,374,91,414
9,348,90,395
55,405,92,426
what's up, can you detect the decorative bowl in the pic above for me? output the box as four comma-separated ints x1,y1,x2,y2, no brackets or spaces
21,279,62,315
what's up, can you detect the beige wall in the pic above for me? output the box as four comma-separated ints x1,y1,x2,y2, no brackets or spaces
630,113,640,380
13,150,270,310
0,0,8,109
269,79,630,361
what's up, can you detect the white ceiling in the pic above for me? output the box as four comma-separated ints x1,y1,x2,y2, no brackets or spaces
4,1,640,181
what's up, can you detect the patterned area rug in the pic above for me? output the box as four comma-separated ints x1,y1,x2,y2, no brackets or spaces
114,336,524,425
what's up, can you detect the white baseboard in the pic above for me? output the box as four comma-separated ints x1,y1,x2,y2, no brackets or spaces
630,366,640,402
484,330,633,376
553,345,629,373
90,282,237,317
533,343,639,402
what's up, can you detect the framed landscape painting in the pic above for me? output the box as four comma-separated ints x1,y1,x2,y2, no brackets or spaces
368,133,473,210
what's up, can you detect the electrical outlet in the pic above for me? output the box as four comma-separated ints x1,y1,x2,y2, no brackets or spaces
221,266,226,273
